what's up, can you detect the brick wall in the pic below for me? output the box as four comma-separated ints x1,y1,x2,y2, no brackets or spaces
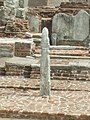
5,63,24,76
14,42,32,57
24,65,90,81
4,61,90,81
5,18,29,37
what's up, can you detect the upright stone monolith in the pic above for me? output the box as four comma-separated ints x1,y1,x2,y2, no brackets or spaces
40,27,51,96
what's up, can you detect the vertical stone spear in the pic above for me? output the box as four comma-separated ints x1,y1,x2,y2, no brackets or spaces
40,27,51,96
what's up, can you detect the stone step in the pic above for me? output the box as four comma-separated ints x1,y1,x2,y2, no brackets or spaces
3,56,90,81
34,45,89,56
0,43,13,57
50,45,88,50
51,76,90,81
30,64,90,80
5,57,39,76
34,54,90,59
25,74,90,81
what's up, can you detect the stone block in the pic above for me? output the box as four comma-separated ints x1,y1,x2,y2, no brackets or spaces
52,10,90,45
48,0,69,6
19,0,24,8
4,0,19,19
28,15,41,33
16,8,25,18
4,0,28,19
14,42,33,57
0,6,5,19
27,15,41,33
28,0,69,7
4,6,16,19
0,43,14,57
18,0,28,11
28,0,48,7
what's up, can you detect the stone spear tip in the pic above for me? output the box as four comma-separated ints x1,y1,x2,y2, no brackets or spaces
42,27,49,38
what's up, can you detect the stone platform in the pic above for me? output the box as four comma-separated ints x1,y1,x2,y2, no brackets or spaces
0,76,90,120
3,56,90,81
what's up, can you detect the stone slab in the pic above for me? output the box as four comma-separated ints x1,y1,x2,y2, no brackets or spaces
27,15,41,33
0,38,33,43
5,57,39,66
28,0,69,7
52,10,90,45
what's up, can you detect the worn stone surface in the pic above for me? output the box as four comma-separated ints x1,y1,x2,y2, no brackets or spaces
73,10,89,41
16,8,25,18
49,45,89,55
0,2,5,19
0,76,89,119
34,45,89,55
0,43,14,57
0,0,28,25
48,0,69,6
28,0,48,7
40,27,51,96
4,0,28,19
27,15,41,33
14,42,34,57
4,0,18,19
28,0,69,7
52,10,90,45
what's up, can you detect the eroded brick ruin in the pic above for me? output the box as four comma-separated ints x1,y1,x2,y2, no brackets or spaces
0,0,90,78
0,1,90,119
